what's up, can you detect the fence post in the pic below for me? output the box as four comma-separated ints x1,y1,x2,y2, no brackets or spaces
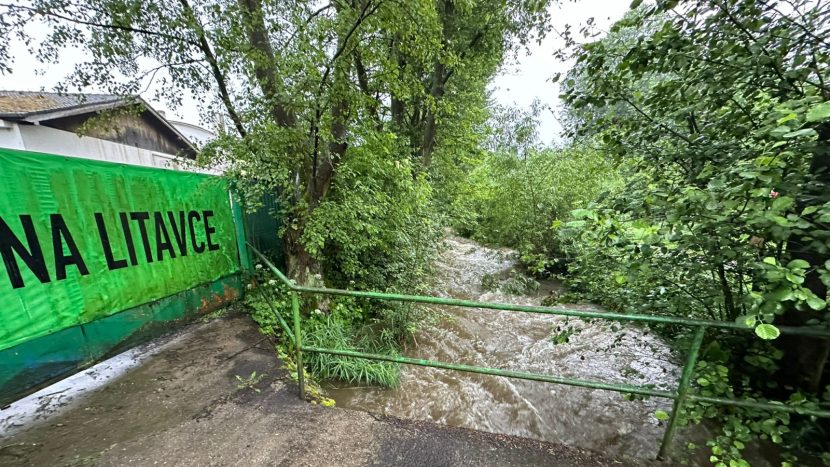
292,291,305,400
657,325,706,460
230,192,252,271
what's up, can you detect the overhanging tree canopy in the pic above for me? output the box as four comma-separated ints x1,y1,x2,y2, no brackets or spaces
0,0,552,283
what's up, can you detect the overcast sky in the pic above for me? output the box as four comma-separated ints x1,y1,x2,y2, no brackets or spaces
489,0,632,143
2,0,630,141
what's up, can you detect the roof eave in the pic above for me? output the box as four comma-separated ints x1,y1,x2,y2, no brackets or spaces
2,96,198,157
18,99,131,124
133,97,199,156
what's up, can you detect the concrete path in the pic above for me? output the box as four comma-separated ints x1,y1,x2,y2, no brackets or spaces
0,310,660,467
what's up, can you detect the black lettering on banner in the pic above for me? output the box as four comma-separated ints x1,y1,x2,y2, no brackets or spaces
154,212,176,260
188,211,205,253
0,215,51,289
119,212,138,266
2,207,223,288
50,214,89,281
167,211,188,257
203,210,220,251
95,213,128,271
130,212,153,263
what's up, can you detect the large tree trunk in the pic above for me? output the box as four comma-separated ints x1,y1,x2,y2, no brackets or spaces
421,76,442,167
281,10,351,289
283,223,324,287
237,0,340,287
389,36,406,130
237,0,294,127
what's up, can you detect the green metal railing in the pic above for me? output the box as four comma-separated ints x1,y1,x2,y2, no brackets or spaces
246,243,830,460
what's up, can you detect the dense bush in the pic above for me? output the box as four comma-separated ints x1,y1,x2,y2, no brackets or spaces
554,1,830,465
453,104,620,274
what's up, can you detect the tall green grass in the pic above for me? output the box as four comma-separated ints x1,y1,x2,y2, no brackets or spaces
304,315,401,388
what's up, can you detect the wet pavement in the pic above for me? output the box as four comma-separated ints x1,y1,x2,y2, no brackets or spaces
0,310,657,467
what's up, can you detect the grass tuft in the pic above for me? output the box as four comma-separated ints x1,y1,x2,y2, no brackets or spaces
304,315,401,388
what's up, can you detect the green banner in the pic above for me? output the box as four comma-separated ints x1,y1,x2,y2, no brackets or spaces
0,148,240,351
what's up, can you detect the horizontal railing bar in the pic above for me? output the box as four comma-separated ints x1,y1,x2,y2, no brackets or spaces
687,394,830,418
246,242,830,455
296,286,830,337
248,244,830,338
301,346,677,399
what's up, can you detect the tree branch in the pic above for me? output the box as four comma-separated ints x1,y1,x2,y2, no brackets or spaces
3,4,199,47
178,0,248,138
237,0,295,127
615,90,692,144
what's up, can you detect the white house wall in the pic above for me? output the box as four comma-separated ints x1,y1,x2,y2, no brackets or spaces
0,120,25,150
0,121,217,174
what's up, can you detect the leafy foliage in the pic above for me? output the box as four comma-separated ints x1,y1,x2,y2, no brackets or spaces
554,0,830,464
453,103,621,274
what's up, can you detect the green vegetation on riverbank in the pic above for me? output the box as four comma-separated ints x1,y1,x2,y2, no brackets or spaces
454,3,830,466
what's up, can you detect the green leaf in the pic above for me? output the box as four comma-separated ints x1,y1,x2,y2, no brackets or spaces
784,128,817,139
805,293,827,311
778,113,797,124
766,287,795,303
806,102,830,122
786,259,810,269
697,378,710,386
802,206,818,216
654,410,669,420
755,324,781,340
785,273,804,284
772,197,795,211
763,257,777,265
615,275,628,284
629,0,643,8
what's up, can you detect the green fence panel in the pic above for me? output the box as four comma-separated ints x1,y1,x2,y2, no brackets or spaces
243,192,284,269
0,274,243,405
0,148,241,351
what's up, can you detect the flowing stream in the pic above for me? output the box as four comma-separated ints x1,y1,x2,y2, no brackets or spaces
326,235,682,460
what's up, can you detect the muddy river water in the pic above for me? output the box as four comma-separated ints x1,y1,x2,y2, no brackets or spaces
326,235,685,460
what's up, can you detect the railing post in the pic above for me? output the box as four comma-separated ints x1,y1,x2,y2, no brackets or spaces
657,326,706,460
230,192,252,271
292,291,305,400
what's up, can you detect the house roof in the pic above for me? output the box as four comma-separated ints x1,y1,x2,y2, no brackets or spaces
0,91,123,118
0,91,197,155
